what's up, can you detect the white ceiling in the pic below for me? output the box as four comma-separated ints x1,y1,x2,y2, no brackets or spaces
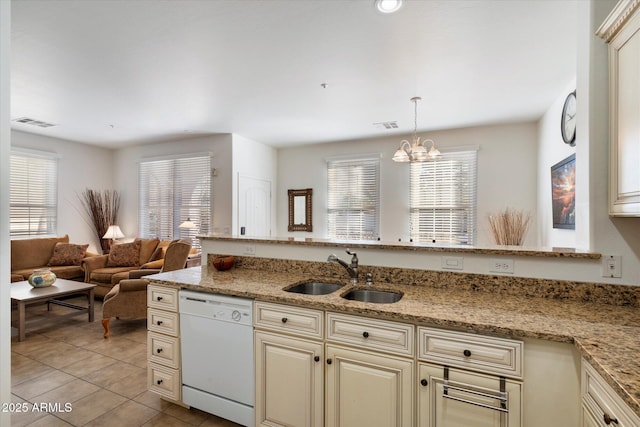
11,0,578,149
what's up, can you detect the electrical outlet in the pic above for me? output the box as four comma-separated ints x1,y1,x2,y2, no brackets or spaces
490,258,514,274
243,244,256,256
441,256,463,270
601,255,621,278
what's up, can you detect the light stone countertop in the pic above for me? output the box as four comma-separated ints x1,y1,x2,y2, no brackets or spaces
149,265,640,417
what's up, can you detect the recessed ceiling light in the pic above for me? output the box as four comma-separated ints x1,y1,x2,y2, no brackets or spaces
375,0,402,14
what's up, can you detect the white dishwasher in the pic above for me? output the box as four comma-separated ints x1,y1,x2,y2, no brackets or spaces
179,290,254,426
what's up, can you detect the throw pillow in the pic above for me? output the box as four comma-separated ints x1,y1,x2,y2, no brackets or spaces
149,240,171,261
106,241,141,267
48,243,89,266
136,237,160,265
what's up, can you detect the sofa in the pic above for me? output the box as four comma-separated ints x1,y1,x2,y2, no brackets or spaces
11,235,96,283
81,238,173,298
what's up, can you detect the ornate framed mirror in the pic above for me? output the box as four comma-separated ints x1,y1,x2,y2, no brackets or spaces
288,188,313,232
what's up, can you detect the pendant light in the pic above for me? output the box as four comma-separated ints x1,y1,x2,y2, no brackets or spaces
392,97,441,163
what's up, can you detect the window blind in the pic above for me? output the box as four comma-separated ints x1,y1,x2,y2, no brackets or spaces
410,150,477,245
10,151,58,238
139,155,212,249
327,157,380,241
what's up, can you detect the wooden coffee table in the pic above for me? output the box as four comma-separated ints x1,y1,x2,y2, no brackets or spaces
10,279,95,341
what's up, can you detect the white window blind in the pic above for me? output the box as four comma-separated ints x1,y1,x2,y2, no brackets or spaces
139,155,212,249
327,157,380,241
410,150,477,245
10,151,58,238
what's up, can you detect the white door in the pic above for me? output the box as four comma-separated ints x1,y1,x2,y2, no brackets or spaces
238,175,271,237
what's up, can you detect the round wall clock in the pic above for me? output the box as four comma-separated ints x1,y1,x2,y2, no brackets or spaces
561,90,576,146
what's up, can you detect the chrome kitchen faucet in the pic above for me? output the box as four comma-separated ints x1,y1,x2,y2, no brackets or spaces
327,249,359,284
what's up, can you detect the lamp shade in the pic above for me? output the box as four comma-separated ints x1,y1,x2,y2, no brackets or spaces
103,225,125,239
179,218,197,229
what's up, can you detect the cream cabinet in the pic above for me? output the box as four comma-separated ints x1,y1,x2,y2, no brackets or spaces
325,313,415,427
582,359,640,427
254,302,415,427
325,344,414,427
147,284,182,402
417,327,523,427
418,363,522,427
597,0,640,216
254,302,325,427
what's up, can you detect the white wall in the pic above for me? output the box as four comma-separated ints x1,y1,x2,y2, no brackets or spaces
231,134,278,235
113,134,233,238
11,131,114,253
277,122,539,246
537,80,577,249
1,0,11,421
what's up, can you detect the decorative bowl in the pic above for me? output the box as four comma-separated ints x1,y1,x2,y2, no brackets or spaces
212,256,235,271
28,268,57,287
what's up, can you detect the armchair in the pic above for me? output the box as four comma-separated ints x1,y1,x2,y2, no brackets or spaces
101,239,192,338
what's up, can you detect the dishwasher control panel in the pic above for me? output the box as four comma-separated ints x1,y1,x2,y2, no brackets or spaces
179,290,253,326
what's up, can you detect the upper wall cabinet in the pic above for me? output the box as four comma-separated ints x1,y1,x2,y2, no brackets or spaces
598,0,640,216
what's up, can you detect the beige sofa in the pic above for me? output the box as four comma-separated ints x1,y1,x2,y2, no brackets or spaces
11,235,96,283
81,238,172,298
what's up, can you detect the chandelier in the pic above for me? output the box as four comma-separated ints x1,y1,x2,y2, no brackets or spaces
392,96,441,162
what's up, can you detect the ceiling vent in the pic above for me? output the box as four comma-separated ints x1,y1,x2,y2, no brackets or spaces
13,117,57,128
374,121,399,130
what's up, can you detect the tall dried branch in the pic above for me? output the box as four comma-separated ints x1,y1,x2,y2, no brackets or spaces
488,208,531,246
78,189,121,253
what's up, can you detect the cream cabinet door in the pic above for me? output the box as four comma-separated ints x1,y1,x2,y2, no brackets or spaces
325,344,414,427
418,363,522,427
599,1,640,215
255,331,323,427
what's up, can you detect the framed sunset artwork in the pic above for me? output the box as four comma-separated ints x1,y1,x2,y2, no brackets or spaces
551,154,575,229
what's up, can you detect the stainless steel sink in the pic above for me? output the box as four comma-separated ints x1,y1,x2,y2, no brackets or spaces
341,289,403,304
284,281,344,295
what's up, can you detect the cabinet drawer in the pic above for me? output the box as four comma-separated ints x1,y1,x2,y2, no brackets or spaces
582,359,640,427
326,312,414,357
254,301,323,339
148,362,181,401
148,285,179,311
418,327,523,378
148,331,180,369
148,308,179,337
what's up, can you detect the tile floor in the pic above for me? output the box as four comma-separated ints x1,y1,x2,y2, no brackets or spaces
10,296,242,427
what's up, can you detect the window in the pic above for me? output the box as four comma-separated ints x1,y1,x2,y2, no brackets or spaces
410,149,477,245
139,154,212,249
10,150,58,238
327,156,380,240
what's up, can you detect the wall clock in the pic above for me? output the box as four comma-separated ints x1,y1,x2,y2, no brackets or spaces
561,90,576,146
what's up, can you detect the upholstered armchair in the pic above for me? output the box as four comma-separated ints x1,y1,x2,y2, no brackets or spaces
101,239,192,338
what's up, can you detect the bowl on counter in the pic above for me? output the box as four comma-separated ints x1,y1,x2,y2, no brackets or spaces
212,255,235,271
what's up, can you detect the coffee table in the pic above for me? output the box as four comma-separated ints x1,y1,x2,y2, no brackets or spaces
11,279,95,341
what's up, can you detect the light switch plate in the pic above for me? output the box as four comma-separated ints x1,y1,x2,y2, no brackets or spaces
441,256,463,270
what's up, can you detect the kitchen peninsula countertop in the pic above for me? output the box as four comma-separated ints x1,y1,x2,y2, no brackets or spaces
149,265,640,417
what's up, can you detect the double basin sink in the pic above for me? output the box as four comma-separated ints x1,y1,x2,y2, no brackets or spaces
285,280,402,304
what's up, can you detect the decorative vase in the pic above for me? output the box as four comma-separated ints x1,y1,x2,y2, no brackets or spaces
28,268,57,287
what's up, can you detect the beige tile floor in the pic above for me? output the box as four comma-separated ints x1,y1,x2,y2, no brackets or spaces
10,296,242,427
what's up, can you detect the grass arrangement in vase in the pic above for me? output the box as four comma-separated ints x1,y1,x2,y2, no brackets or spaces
79,189,121,254
488,208,532,246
